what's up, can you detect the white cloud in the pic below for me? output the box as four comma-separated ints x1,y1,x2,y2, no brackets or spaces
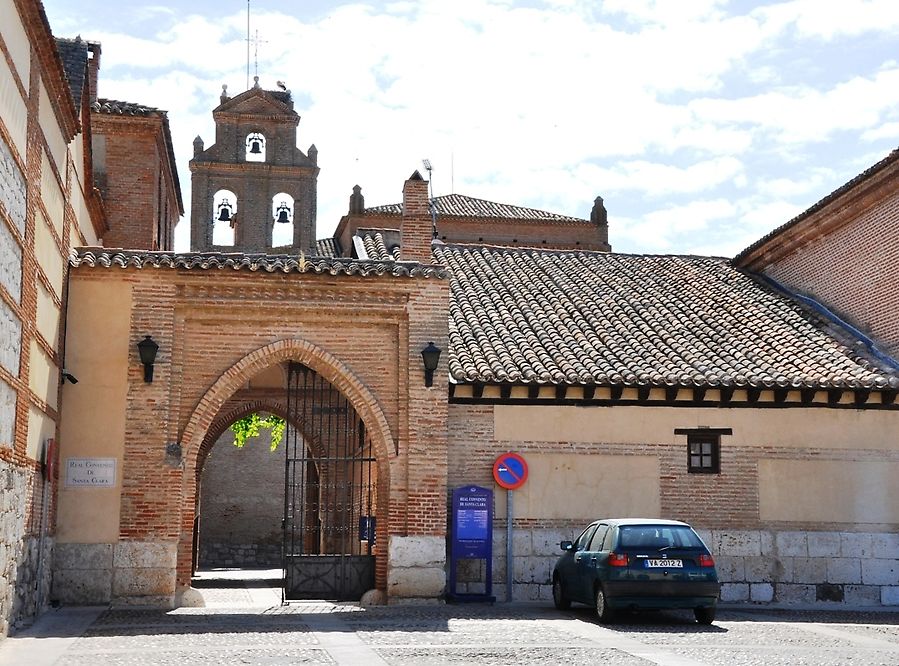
576,156,744,197
689,67,899,143
602,0,728,24
40,0,899,256
753,168,835,198
753,0,899,40
615,198,737,251
862,122,899,142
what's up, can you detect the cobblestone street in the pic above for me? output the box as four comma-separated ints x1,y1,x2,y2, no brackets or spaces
2,571,899,665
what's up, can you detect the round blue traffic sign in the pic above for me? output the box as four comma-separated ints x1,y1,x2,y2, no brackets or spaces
493,452,528,490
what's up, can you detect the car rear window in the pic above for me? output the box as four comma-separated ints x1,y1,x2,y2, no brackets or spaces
618,525,705,550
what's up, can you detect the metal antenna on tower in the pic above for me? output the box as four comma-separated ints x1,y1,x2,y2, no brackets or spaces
422,159,437,239
251,30,268,79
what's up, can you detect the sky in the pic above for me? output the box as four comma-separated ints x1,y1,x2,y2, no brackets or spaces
42,0,899,257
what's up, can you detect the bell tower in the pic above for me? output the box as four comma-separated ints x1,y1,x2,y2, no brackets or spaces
189,77,319,253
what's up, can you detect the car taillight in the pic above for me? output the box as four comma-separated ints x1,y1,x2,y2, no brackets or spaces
609,552,628,567
698,554,715,567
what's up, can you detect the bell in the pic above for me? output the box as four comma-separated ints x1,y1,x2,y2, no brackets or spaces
216,200,232,222
249,139,261,154
276,203,290,223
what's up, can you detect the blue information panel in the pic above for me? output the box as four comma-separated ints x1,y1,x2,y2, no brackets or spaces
359,516,376,545
448,485,494,602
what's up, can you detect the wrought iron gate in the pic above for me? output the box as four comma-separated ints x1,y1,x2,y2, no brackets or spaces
283,362,376,601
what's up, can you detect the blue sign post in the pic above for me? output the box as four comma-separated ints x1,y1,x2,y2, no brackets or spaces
447,485,494,602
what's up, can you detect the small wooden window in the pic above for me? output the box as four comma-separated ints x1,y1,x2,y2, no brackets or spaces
687,433,720,473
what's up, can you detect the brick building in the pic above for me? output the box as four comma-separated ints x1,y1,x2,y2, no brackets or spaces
3,1,899,638
0,0,180,636
1,1,107,636
734,148,899,359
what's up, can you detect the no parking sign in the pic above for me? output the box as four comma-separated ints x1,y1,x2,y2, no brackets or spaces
493,452,528,490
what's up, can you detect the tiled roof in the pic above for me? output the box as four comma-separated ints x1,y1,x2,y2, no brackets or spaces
435,244,899,390
315,238,341,258
70,248,447,279
55,37,88,109
358,230,400,260
365,193,585,223
92,99,163,116
734,147,899,263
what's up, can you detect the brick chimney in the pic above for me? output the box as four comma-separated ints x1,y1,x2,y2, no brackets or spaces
400,171,433,263
87,42,101,103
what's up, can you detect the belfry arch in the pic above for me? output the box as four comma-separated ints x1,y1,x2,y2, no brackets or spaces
177,338,395,599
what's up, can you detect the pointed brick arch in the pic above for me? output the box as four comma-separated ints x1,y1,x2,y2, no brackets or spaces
176,338,395,591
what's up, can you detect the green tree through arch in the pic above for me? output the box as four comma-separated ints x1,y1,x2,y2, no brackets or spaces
229,413,286,451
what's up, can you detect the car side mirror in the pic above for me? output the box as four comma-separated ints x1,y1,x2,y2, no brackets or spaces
560,540,573,551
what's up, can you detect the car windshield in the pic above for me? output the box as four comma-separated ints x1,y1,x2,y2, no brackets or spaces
618,525,704,550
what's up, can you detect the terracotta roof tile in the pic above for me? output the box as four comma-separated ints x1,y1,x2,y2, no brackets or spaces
365,193,585,223
55,37,88,109
315,237,341,258
435,244,899,390
92,99,163,116
357,229,400,260
70,248,447,279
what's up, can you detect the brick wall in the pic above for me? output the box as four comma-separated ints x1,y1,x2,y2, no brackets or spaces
197,427,284,568
446,403,899,605
760,189,899,357
0,0,104,634
92,114,180,251
58,264,450,602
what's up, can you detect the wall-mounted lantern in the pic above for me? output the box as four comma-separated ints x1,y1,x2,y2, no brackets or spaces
137,335,159,383
421,341,441,388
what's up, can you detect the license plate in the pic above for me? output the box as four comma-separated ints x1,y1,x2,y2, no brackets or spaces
645,559,683,568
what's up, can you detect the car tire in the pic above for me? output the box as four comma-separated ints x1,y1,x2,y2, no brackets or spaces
694,606,716,625
594,585,615,623
552,577,571,610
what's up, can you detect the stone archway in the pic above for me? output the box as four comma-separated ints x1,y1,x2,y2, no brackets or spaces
176,339,395,599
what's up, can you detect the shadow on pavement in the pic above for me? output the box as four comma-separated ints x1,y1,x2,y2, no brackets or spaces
565,605,729,633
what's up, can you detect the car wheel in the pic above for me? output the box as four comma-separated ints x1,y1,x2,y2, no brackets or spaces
694,606,716,625
594,585,615,623
552,577,571,610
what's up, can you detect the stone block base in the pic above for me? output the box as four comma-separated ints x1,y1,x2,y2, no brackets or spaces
52,540,177,607
387,535,446,599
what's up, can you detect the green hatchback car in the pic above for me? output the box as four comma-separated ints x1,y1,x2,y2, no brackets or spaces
552,518,720,624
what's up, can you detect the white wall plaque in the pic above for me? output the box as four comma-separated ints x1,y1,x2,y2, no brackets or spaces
65,457,117,488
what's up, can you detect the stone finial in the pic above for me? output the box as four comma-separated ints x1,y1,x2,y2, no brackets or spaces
591,195,611,251
591,196,608,226
193,135,204,157
308,144,318,165
349,185,365,214
220,84,229,105
253,75,260,89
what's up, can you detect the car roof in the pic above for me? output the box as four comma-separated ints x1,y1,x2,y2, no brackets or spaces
592,518,692,527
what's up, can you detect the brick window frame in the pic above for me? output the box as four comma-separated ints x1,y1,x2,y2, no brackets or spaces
674,428,732,474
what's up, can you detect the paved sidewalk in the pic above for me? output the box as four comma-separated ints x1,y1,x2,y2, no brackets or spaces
3,571,899,665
